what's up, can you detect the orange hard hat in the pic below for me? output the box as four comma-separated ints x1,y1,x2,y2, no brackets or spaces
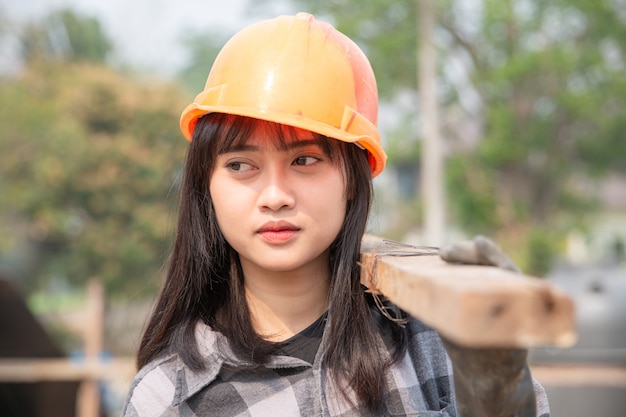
179,12,387,177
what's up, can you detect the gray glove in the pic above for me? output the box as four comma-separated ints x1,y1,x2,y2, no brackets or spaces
438,236,536,417
439,235,520,273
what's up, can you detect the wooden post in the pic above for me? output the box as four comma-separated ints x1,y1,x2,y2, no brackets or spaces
360,235,576,348
0,357,135,382
77,280,104,417
418,0,446,245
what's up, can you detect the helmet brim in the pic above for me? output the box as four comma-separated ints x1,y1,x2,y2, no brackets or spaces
180,104,386,178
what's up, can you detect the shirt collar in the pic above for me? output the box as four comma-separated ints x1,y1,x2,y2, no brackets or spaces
173,321,313,404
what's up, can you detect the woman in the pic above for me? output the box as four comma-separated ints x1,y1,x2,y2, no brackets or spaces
122,13,549,417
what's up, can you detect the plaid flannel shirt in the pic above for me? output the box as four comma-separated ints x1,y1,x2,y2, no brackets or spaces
121,319,550,417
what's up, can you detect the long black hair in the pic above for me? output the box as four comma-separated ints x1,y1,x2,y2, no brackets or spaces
137,113,407,413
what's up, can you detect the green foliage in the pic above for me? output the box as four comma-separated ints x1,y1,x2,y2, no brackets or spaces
446,155,497,234
0,61,188,297
465,0,626,230
522,228,562,277
178,31,229,93
20,9,112,64
384,115,421,166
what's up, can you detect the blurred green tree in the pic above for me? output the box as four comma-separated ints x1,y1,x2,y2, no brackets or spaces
20,9,112,64
443,0,626,272
0,11,188,296
178,30,229,93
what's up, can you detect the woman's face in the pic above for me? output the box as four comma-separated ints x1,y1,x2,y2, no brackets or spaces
209,122,347,278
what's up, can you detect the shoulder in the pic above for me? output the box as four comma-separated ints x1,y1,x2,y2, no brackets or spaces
406,318,449,361
120,323,230,417
404,318,454,394
384,318,456,414
120,353,180,417
380,316,453,384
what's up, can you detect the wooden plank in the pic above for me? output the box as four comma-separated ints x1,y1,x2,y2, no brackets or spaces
530,365,626,387
0,358,136,382
360,235,576,348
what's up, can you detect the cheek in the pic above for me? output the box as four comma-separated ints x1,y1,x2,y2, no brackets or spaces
208,176,232,225
318,173,347,229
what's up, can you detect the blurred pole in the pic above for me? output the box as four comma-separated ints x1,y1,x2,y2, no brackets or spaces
418,0,446,246
78,279,104,417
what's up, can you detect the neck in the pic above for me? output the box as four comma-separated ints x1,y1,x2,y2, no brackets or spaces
242,259,330,342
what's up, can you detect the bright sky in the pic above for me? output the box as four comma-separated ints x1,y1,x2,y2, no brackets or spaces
1,0,295,76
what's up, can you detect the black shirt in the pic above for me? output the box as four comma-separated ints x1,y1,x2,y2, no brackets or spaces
275,312,327,364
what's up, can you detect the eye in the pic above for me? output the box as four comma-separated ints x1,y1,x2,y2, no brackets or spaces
293,156,320,166
226,161,255,172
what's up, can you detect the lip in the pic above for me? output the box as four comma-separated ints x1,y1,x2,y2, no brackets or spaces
256,221,301,244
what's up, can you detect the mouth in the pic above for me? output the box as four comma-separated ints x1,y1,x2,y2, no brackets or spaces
256,221,301,243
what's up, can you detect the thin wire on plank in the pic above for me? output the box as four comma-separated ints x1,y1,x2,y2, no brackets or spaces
362,239,439,326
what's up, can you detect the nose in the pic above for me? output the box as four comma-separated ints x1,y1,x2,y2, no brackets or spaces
256,168,295,212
